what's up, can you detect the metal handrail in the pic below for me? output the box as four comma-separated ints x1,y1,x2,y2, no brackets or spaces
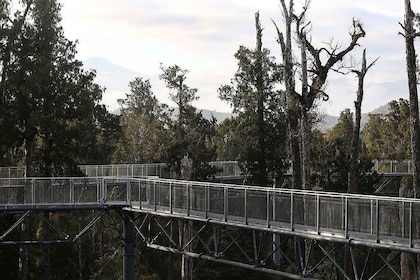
0,160,417,179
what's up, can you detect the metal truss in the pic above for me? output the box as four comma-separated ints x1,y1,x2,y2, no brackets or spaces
0,209,107,245
125,211,417,280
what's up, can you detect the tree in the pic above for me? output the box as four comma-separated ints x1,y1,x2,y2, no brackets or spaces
159,64,198,133
219,11,288,186
159,64,218,280
114,77,167,163
273,0,366,191
324,109,354,192
402,0,420,199
214,117,241,161
159,64,218,180
0,0,112,176
348,49,378,193
363,99,411,161
0,1,117,278
311,109,376,194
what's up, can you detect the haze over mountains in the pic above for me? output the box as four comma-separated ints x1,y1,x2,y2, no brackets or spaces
83,57,403,130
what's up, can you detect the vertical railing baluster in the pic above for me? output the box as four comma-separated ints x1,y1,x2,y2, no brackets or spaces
316,195,320,235
402,201,405,239
266,189,270,228
126,179,131,206
409,201,413,247
369,199,373,235
153,181,157,211
31,178,35,206
224,186,228,222
187,182,190,216
345,197,348,239
70,178,74,205
290,192,294,231
205,184,208,219
375,199,379,243
244,188,248,225
169,182,173,214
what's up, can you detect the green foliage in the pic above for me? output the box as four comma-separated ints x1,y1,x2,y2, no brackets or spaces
218,42,287,186
311,109,377,193
159,64,218,180
0,0,118,175
363,99,411,160
113,77,168,163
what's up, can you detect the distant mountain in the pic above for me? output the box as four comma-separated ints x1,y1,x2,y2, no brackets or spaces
83,57,140,113
82,56,397,128
83,57,139,88
316,114,339,131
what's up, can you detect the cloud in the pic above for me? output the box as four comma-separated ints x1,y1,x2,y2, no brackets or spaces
61,0,420,116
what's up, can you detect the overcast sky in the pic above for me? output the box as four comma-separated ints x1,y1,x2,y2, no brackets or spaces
60,0,419,116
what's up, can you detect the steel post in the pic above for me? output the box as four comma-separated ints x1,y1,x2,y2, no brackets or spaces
123,211,135,280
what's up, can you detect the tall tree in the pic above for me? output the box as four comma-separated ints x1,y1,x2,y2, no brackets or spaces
402,0,420,199
160,64,218,280
349,49,378,193
273,0,302,190
363,99,411,161
114,77,167,163
219,11,287,186
274,0,366,191
159,64,198,133
0,1,116,278
325,109,355,192
0,0,111,176
159,64,217,180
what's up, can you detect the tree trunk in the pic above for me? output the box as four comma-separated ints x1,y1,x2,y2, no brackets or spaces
403,0,419,278
41,211,50,280
300,31,310,191
180,155,193,280
349,49,367,193
255,11,268,186
404,0,420,198
19,133,35,280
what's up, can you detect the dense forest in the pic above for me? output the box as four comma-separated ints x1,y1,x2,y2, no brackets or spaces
0,0,419,279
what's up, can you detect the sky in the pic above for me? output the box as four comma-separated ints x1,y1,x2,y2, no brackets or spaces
59,0,420,116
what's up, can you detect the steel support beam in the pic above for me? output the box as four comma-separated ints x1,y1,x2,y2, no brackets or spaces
123,211,135,280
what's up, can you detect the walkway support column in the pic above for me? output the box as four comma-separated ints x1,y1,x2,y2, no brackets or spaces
123,211,135,280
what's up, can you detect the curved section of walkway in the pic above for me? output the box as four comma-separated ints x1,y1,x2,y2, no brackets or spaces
1,176,419,254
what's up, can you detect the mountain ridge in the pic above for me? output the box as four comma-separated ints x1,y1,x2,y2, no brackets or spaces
83,57,395,129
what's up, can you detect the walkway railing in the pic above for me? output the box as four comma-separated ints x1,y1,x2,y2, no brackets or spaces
0,160,416,180
0,161,243,179
1,176,420,253
373,159,413,174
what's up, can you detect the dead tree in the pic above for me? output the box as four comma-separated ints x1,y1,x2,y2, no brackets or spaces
401,0,420,198
275,0,366,191
273,0,302,192
400,0,420,278
349,49,378,193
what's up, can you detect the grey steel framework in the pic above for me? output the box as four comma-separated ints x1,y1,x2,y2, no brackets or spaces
0,176,419,279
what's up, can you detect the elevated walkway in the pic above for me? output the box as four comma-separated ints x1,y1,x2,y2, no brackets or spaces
1,176,419,254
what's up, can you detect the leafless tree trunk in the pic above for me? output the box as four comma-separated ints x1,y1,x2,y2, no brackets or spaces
401,0,419,278
274,1,306,273
349,49,378,193
403,0,420,198
274,0,302,191
299,23,310,191
275,1,365,275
